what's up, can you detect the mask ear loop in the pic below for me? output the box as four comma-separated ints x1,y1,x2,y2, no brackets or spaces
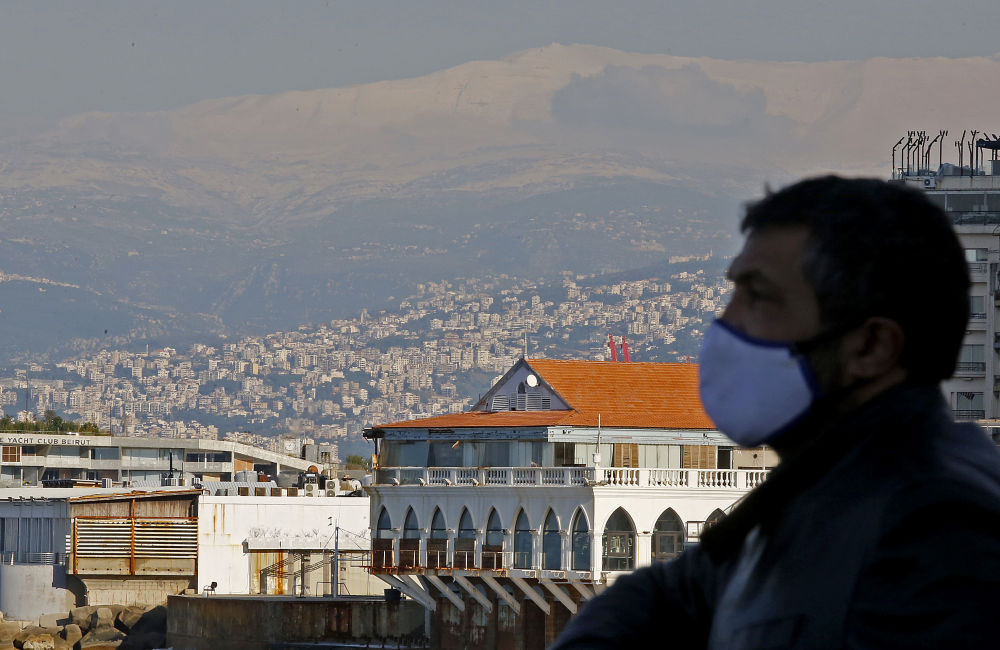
791,316,880,419
789,316,868,357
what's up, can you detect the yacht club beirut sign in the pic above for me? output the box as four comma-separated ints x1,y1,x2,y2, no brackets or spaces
1,434,90,446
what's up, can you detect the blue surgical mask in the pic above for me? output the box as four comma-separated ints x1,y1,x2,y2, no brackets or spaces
698,320,824,447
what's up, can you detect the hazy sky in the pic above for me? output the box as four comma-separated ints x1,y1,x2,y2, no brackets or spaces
2,0,999,118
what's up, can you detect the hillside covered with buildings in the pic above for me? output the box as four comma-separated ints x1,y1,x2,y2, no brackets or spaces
0,262,728,459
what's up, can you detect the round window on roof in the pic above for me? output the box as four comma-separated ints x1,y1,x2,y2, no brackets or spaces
525,374,538,387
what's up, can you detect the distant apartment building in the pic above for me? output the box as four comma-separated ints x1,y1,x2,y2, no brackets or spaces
895,134,1000,432
0,433,315,487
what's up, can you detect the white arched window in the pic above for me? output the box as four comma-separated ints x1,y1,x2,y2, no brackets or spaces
513,510,533,569
455,508,475,569
400,508,420,568
602,508,635,571
373,507,393,569
571,509,591,571
484,509,503,570
543,510,561,570
652,508,684,562
428,508,447,568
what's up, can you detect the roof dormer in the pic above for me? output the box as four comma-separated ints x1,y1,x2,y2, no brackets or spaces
474,359,570,412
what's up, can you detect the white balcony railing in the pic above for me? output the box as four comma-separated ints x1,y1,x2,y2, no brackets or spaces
375,466,769,490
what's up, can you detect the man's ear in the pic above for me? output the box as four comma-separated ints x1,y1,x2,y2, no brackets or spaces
841,316,906,381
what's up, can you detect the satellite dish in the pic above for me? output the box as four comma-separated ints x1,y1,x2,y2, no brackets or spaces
525,374,538,388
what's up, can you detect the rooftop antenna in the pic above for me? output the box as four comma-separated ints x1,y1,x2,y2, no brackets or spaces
969,130,979,175
957,130,967,176
907,131,918,175
919,130,928,173
523,325,528,358
903,132,913,175
925,131,941,172
892,136,905,178
594,413,602,467
938,130,948,168
621,336,631,362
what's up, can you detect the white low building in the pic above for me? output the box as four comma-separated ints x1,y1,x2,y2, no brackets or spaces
198,491,381,597
0,433,315,486
364,358,768,640
0,485,379,621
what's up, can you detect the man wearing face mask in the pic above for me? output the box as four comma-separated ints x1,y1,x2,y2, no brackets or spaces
551,176,1000,649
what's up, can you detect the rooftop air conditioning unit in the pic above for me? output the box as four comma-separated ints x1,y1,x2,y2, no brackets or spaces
923,177,936,189
304,483,317,496
325,488,338,497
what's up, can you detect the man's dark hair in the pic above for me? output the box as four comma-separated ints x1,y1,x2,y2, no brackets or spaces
742,175,970,383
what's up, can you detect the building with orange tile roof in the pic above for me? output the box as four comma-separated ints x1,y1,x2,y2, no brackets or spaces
363,357,768,646
380,358,715,430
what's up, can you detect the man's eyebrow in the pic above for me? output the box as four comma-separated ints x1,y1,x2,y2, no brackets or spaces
726,267,770,285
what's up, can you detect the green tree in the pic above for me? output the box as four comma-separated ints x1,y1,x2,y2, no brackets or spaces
43,410,64,432
345,454,370,470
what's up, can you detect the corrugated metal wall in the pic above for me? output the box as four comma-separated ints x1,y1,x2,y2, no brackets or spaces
73,517,197,575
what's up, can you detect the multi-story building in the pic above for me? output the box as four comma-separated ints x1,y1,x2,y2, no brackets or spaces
364,358,767,647
895,133,1000,430
0,433,315,486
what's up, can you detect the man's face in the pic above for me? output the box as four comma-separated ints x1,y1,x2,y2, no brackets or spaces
722,225,822,342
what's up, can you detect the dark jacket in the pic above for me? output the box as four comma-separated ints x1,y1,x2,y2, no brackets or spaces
551,384,1000,649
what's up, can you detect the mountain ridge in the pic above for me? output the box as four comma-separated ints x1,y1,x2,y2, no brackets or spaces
2,44,999,361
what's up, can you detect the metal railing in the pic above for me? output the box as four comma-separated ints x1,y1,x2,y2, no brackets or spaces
2,552,67,565
398,547,419,569
426,548,448,569
954,409,986,420
375,466,769,490
955,362,987,373
453,549,475,569
950,211,1000,226
481,550,503,570
372,549,394,570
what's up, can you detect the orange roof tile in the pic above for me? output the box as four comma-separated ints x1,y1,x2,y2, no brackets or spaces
378,359,713,430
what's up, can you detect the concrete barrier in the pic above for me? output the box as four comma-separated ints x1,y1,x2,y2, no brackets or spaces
166,595,426,650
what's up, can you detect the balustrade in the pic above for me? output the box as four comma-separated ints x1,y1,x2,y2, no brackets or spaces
374,466,769,489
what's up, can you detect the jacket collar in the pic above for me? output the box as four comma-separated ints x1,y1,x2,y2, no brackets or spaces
699,383,946,563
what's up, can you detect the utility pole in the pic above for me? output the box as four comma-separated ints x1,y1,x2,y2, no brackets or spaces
332,525,340,598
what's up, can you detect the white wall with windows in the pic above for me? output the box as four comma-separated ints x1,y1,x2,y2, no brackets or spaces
379,439,723,471
942,222,1000,421
369,485,746,576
